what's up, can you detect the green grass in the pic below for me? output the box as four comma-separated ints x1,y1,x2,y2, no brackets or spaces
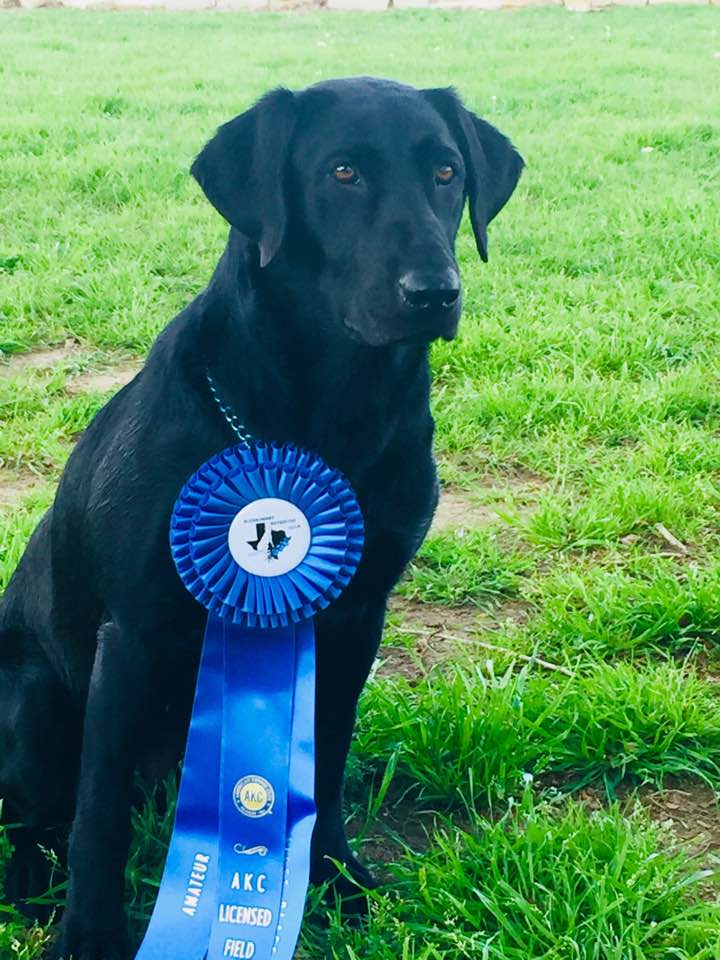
523,555,720,661
400,529,529,605
312,792,720,960
355,659,720,805
2,5,720,958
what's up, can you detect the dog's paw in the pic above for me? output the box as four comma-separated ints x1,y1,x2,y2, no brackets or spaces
49,913,131,960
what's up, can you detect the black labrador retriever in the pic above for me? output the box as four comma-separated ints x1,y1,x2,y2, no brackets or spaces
0,77,522,959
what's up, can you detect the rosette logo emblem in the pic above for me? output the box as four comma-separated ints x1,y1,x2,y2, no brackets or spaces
233,775,275,818
228,498,311,578
170,442,364,629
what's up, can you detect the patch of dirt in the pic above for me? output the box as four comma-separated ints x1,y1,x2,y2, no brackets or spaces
348,801,449,875
621,525,697,562
392,595,532,635
572,780,720,863
0,344,142,395
506,464,548,487
0,341,83,375
380,599,484,679
376,596,535,680
694,647,720,684
391,596,494,633
382,597,484,683
637,781,720,857
441,453,547,486
431,482,540,536
0,470,45,508
431,488,502,533
375,638,450,681
66,360,142,395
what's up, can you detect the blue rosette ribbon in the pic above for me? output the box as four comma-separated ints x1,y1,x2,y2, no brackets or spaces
135,442,363,960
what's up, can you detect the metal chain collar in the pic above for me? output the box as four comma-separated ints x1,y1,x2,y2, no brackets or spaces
205,370,253,444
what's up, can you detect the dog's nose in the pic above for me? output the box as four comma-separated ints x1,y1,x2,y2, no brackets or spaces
398,269,461,312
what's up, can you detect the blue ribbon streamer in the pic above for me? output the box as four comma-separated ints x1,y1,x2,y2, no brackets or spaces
134,443,362,960
135,617,222,960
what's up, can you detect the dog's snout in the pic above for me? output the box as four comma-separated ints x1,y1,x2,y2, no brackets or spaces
398,269,461,312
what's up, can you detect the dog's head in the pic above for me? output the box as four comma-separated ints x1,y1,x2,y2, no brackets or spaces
192,77,523,347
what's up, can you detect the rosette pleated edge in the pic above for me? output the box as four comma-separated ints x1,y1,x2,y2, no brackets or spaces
170,442,364,629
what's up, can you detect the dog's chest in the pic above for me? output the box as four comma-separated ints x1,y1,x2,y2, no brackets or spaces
351,442,437,549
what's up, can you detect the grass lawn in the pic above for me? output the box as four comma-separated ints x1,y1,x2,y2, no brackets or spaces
2,5,720,958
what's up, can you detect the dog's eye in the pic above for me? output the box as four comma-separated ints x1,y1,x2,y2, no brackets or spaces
332,164,359,185
435,164,455,185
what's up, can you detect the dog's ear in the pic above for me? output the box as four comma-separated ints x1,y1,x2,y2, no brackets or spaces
191,88,296,268
423,87,524,262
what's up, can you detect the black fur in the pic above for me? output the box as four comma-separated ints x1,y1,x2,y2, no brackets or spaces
0,77,522,959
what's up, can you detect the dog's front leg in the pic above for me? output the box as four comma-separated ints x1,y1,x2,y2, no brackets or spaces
53,622,154,960
310,599,385,899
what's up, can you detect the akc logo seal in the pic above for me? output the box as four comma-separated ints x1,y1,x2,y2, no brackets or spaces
233,775,275,818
